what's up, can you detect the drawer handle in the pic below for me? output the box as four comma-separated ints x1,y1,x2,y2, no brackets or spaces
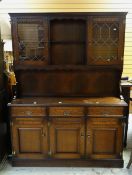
63,111,70,116
26,111,32,116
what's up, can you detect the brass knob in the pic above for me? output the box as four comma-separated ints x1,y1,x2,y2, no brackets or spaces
42,133,46,137
81,133,84,137
87,131,91,138
42,130,46,137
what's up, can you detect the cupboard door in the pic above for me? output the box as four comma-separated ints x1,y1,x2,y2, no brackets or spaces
87,16,125,65
86,117,123,159
11,118,48,159
50,117,85,159
12,16,49,64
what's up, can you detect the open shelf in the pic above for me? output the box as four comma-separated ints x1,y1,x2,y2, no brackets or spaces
50,19,86,42
50,43,85,65
50,19,86,65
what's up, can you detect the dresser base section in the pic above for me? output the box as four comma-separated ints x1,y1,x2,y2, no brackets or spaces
12,158,124,168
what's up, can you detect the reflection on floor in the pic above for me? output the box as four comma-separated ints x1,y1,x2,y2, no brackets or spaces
0,114,132,175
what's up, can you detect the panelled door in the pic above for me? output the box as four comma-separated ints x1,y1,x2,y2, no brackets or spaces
86,117,124,159
11,118,48,159
50,117,85,159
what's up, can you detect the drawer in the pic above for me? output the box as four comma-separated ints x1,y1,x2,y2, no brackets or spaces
10,107,46,117
88,117,120,125
49,107,84,117
12,117,44,125
87,107,124,116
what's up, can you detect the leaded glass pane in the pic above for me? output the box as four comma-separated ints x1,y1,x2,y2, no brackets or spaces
18,23,47,61
92,21,119,61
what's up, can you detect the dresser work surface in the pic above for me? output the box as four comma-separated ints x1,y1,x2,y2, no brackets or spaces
8,97,127,106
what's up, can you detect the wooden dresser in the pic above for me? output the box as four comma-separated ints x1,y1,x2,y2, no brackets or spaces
8,12,127,167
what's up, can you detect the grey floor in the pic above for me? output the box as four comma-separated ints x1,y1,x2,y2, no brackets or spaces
1,114,132,175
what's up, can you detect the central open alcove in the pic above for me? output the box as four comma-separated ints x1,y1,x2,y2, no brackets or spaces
50,19,86,65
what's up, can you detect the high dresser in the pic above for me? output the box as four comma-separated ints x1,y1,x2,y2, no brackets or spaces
8,12,127,167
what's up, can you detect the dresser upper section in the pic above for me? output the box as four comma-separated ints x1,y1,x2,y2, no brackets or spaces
9,12,127,98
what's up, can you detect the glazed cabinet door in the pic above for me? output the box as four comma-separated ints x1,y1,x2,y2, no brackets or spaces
86,117,124,159
50,117,85,159
11,118,48,159
11,16,49,64
87,16,125,65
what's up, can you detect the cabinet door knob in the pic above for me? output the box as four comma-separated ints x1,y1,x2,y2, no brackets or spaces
87,132,91,138
42,130,46,137
81,132,84,137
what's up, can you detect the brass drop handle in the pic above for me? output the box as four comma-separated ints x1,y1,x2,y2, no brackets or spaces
102,111,109,116
26,111,32,116
102,113,109,116
63,111,70,116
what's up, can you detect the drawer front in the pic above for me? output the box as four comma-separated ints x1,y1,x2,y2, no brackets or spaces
88,117,120,125
12,117,44,125
87,107,124,116
49,107,84,117
11,107,46,117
